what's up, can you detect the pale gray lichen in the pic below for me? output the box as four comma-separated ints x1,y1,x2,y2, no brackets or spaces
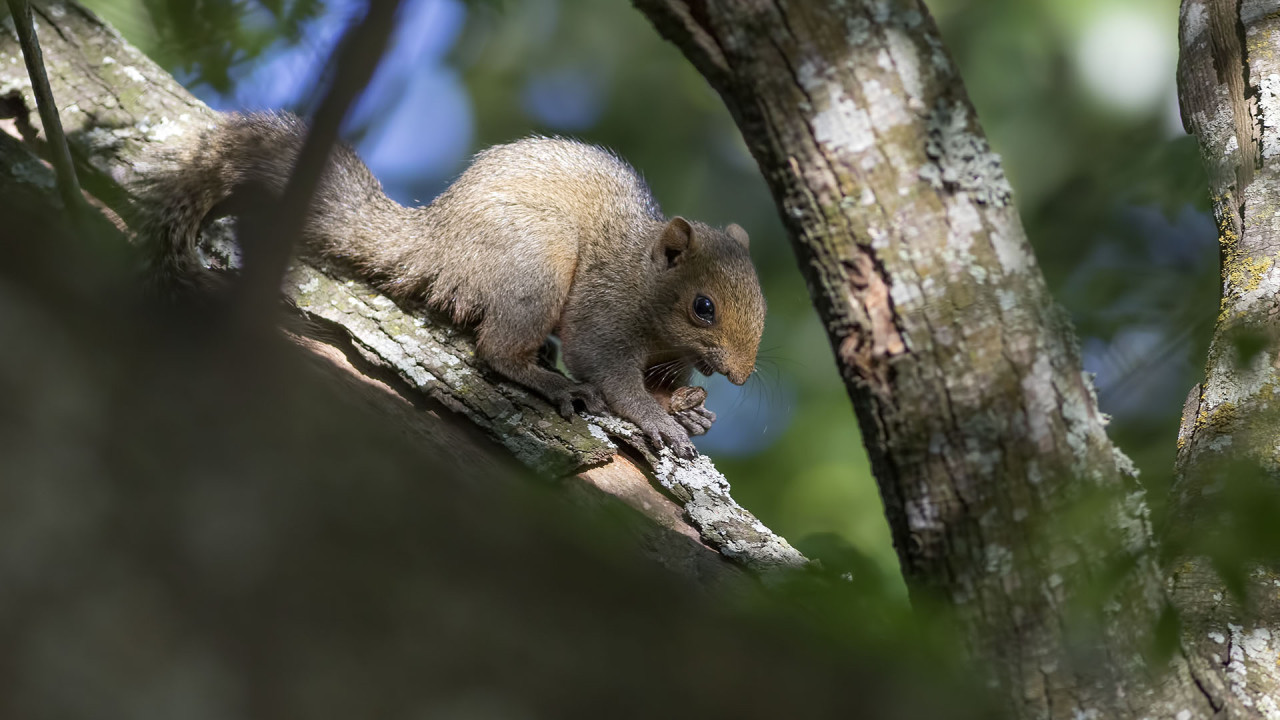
918,100,1013,207
845,14,872,46
1223,623,1280,716
583,412,639,441
195,217,241,271
1116,489,1154,554
652,453,808,571
1112,445,1140,479
585,422,611,443
9,155,56,189
81,127,127,155
1258,73,1280,160
984,543,1013,576
883,27,925,111
799,60,876,154
1182,1,1208,44
655,453,731,494
867,0,891,23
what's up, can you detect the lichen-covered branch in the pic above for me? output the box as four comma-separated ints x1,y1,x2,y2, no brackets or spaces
633,0,1204,716
290,261,804,571
0,0,805,577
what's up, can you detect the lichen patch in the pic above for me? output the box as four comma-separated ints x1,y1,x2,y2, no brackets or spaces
800,61,876,154
918,100,1013,207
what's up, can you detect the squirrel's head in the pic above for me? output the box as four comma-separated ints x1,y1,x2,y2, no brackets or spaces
650,217,765,386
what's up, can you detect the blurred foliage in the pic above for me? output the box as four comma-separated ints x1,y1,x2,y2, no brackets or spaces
1163,451,1280,603
88,0,324,90
77,0,1222,603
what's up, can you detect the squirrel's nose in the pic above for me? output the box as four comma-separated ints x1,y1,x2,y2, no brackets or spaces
727,368,750,385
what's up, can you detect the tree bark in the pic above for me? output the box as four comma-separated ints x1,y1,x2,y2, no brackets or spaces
633,0,1215,717
0,0,805,578
1171,0,1280,714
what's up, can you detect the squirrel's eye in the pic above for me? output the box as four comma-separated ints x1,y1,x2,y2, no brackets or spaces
693,295,715,324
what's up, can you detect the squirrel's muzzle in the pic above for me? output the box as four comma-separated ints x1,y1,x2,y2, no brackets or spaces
701,349,753,386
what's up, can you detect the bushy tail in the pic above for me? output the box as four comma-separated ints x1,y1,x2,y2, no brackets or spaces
137,112,309,292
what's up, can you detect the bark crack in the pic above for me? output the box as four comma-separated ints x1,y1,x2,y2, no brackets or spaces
761,10,906,398
1182,642,1226,713
1208,0,1259,193
32,5,72,45
685,0,729,76
1040,666,1054,718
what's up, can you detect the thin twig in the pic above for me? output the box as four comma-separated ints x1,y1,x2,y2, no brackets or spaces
5,0,82,214
235,0,404,326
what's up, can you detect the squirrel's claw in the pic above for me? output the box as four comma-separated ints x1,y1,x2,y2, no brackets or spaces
667,386,715,436
643,416,697,459
665,435,698,459
674,406,715,436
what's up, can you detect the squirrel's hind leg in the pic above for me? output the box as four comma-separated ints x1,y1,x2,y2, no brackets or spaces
487,351,606,419
475,292,606,419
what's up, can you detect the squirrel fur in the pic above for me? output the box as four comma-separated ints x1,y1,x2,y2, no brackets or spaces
145,112,765,457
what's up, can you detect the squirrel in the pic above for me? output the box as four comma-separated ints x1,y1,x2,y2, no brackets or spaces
144,112,765,458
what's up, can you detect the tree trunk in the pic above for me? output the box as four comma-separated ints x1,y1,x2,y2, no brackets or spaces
631,0,1222,716
1170,0,1280,713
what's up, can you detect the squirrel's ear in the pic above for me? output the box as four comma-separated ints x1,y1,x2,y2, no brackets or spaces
655,217,694,269
725,223,749,249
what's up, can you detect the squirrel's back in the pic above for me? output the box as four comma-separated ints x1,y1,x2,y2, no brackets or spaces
396,135,665,323
145,114,665,323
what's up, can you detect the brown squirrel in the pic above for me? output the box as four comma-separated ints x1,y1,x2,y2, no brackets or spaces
146,112,765,458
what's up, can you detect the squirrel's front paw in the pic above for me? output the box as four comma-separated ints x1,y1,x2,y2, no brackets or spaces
552,383,607,418
668,386,715,436
641,416,697,459
674,406,715,436
665,384,716,435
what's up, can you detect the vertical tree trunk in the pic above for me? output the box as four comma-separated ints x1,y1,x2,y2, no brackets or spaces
632,1,1210,716
1172,0,1280,713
